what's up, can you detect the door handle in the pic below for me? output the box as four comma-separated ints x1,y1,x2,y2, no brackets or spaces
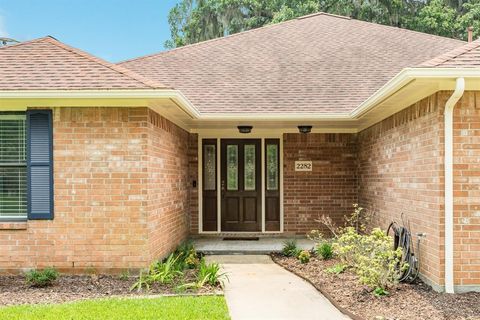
221,180,225,197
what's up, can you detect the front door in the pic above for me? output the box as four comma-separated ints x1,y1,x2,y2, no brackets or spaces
221,139,261,231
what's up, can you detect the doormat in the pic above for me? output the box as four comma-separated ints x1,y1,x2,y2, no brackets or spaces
223,237,259,241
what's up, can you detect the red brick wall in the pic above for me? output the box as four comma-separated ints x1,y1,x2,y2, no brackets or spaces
0,107,191,274
188,134,199,235
357,94,445,287
451,91,480,289
358,91,480,290
146,110,190,261
283,133,357,235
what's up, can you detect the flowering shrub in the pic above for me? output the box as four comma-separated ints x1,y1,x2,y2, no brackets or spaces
333,227,406,291
297,250,311,264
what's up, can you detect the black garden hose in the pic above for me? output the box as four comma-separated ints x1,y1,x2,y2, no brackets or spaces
387,220,419,283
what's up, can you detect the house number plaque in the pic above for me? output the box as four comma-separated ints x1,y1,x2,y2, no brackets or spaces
295,161,312,171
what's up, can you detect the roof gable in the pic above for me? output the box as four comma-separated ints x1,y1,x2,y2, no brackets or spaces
0,36,167,90
119,12,465,114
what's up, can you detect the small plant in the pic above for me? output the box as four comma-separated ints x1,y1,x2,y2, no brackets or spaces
130,270,151,292
178,258,228,290
282,240,300,257
373,287,389,297
197,259,228,287
25,267,59,287
325,264,347,275
149,254,183,285
297,250,311,263
316,242,333,260
119,270,130,281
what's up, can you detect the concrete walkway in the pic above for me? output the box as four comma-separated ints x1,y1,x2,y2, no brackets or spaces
206,255,349,320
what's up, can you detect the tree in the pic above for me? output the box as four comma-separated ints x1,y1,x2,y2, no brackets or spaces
164,0,475,49
414,0,459,38
459,0,480,40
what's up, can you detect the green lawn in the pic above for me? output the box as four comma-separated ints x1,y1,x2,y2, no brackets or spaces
0,296,230,320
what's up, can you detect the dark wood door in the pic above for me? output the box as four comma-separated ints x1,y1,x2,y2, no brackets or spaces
221,139,261,232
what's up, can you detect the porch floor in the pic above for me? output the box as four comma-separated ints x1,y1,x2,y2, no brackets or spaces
193,237,314,255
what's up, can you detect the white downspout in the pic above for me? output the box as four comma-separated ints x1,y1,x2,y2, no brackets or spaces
444,77,465,294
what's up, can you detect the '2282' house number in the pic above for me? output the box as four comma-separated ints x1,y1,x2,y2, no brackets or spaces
295,161,312,171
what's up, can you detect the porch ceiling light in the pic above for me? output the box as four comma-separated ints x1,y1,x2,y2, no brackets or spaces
237,125,253,134
298,125,312,134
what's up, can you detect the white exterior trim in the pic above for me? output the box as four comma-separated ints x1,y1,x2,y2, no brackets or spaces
444,77,465,294
198,133,284,234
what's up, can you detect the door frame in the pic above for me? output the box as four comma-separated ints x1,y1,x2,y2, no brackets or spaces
197,131,284,233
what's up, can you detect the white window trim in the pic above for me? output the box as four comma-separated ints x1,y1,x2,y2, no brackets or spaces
198,132,284,234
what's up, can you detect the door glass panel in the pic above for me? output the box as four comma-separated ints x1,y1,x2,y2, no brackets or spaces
227,145,238,190
203,144,216,190
244,144,256,191
266,144,278,190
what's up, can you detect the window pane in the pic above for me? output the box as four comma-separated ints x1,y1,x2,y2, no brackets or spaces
266,144,278,191
0,114,27,219
0,167,27,218
0,115,26,164
227,145,238,190
244,145,255,191
203,144,216,190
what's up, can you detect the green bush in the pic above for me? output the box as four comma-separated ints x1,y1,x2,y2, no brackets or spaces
25,267,59,287
282,240,300,257
316,242,333,260
333,227,406,292
297,250,311,264
197,259,228,287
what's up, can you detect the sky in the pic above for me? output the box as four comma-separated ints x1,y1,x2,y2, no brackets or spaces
0,0,179,62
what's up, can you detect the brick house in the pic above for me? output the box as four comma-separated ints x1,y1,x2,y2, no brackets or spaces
0,12,479,293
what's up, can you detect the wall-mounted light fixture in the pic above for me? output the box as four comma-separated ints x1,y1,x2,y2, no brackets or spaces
237,126,253,134
298,125,312,134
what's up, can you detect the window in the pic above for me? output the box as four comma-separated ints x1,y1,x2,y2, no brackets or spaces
226,145,238,190
203,144,216,191
0,113,27,219
266,143,279,191
244,144,256,190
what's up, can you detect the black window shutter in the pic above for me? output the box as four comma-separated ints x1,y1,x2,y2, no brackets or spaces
27,110,54,220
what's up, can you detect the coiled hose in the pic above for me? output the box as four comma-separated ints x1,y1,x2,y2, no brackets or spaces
387,220,420,283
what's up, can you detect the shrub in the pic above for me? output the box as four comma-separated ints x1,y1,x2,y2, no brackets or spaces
174,241,198,269
345,204,374,234
316,242,333,260
197,259,228,287
178,258,228,290
325,264,346,275
25,267,59,287
297,250,311,264
282,240,300,257
119,270,130,281
333,227,406,291
149,253,183,284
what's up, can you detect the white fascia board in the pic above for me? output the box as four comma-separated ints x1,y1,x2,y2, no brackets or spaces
350,68,480,119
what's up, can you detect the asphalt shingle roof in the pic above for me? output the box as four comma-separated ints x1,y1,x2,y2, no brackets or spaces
420,39,480,68
119,12,465,114
0,36,167,90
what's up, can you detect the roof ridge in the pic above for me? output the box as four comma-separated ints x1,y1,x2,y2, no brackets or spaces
119,11,464,66
419,39,480,67
0,36,54,50
41,37,168,89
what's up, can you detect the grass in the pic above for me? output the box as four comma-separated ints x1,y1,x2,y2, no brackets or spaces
0,296,230,320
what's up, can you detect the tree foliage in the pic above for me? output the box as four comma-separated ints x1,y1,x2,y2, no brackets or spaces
165,0,480,49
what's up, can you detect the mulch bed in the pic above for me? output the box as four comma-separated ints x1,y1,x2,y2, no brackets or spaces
272,254,480,320
0,270,220,306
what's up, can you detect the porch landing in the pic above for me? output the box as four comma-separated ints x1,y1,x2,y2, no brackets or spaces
193,237,314,255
